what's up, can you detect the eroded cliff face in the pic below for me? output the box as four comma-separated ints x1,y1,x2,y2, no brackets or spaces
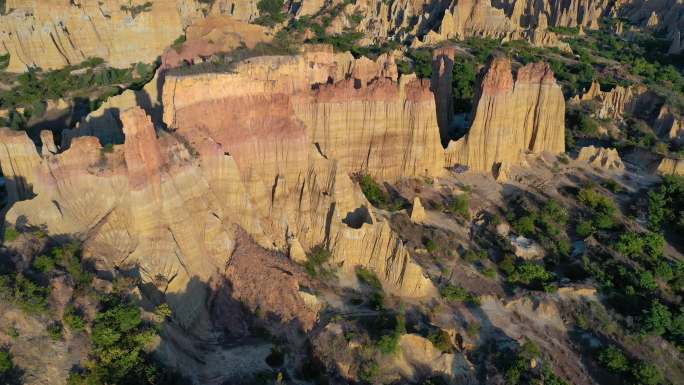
0,0,262,72
444,56,565,177
2,48,439,329
577,80,662,121
318,0,613,51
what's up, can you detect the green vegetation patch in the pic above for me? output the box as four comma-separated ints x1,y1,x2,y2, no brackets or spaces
358,174,406,211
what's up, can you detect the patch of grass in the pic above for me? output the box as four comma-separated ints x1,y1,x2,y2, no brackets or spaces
32,254,56,273
448,193,470,219
0,349,12,374
47,322,63,340
304,246,334,278
0,53,9,71
358,174,405,211
356,266,382,291
466,322,481,337
424,238,439,253
440,283,479,305
2,226,20,243
63,305,86,331
254,0,287,26
506,262,556,292
0,274,50,314
428,329,453,353
463,249,486,263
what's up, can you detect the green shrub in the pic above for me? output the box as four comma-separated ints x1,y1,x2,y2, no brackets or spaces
63,305,86,331
356,266,382,291
498,254,516,275
507,262,554,290
466,322,481,337
578,187,617,215
576,220,594,238
463,250,486,263
254,0,286,26
452,56,477,113
358,360,380,383
647,176,684,232
0,350,12,374
598,345,629,372
428,329,453,353
69,296,165,385
440,283,479,304
304,247,333,278
614,231,664,261
641,300,672,336
2,226,20,242
440,284,468,302
52,242,93,288
33,254,56,273
404,49,433,78
424,238,438,253
449,193,470,219
631,362,664,385
375,311,405,355
376,332,400,355
358,174,403,211
514,215,536,237
0,53,9,71
13,274,50,314
154,303,172,321
47,322,63,340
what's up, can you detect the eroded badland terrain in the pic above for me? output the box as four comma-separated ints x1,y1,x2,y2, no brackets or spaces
1,1,684,385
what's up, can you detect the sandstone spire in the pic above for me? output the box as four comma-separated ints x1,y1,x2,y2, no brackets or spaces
445,56,565,177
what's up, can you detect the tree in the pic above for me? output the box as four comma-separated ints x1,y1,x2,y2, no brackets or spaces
452,57,477,113
255,0,286,26
641,300,672,336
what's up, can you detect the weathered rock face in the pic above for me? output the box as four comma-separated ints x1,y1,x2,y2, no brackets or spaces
445,57,565,176
657,157,684,176
0,0,260,71
655,105,684,143
616,0,684,34
0,0,185,71
0,129,40,204
2,49,438,324
577,145,625,170
337,0,612,51
577,80,662,121
160,15,271,70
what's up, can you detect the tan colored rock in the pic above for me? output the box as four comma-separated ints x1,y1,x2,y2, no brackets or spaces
63,70,162,149
655,105,683,142
510,235,544,260
646,11,660,27
432,46,457,143
410,197,427,223
445,57,565,176
393,334,475,381
4,49,437,304
39,130,57,156
0,0,190,71
577,146,625,170
657,157,684,176
288,236,308,263
578,80,658,120
160,16,271,70
0,128,41,205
